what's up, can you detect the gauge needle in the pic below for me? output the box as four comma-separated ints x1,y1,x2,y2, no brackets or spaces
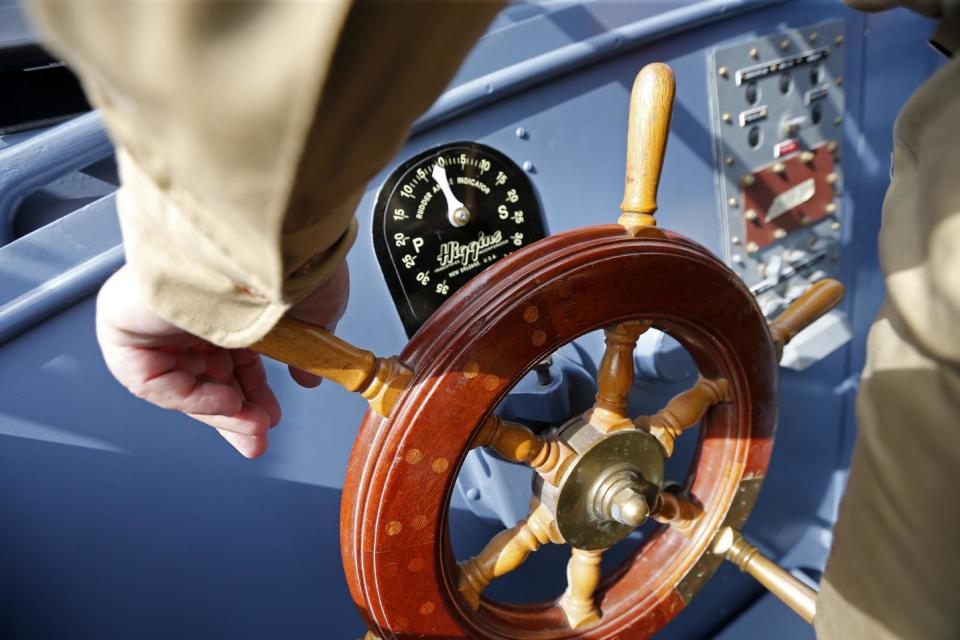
431,163,471,227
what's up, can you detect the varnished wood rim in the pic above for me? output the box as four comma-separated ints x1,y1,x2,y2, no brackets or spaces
341,225,778,639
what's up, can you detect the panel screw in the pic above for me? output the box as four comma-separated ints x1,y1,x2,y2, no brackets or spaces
745,208,758,222
522,160,535,172
831,221,841,231
809,32,818,43
835,34,844,46
750,47,759,59
773,228,787,240
781,39,790,50
772,161,786,175
719,66,728,77
800,150,815,164
515,126,527,139
746,241,759,254
732,235,741,245
742,174,756,187
826,140,839,153
725,156,735,166
722,112,733,123
826,172,838,185
732,254,744,264
825,202,838,214
466,488,481,500
728,197,738,207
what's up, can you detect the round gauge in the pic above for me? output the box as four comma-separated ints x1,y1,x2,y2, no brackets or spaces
373,142,546,336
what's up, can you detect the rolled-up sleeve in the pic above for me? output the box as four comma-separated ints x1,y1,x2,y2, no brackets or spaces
26,0,503,347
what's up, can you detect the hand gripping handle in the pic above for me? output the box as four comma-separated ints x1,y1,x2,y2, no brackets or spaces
619,62,675,232
769,279,845,359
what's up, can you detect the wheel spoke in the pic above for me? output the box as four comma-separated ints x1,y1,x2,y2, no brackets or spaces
633,376,730,456
457,500,564,610
650,491,703,537
590,320,651,432
473,414,575,485
559,547,605,628
361,631,380,640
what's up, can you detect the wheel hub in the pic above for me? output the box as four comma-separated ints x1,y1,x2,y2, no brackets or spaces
535,416,665,550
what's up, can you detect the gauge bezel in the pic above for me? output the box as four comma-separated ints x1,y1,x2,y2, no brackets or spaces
372,141,547,337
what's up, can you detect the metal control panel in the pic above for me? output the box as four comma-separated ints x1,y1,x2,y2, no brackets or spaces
710,21,845,318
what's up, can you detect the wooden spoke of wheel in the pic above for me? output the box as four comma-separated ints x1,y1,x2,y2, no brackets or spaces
473,414,576,486
633,376,731,456
650,491,704,537
590,320,651,432
457,500,564,611
559,547,605,628
768,279,845,359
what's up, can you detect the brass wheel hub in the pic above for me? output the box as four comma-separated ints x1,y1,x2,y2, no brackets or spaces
535,416,665,550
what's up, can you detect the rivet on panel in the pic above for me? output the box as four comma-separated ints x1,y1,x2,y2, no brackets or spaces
522,160,535,173
722,112,732,123
746,241,759,254
835,34,844,45
725,156,735,166
826,172,838,185
831,221,841,231
772,162,786,175
773,228,787,240
732,255,744,265
800,150,815,164
742,174,756,187
745,208,759,222
780,39,790,50
731,236,741,245
826,140,839,153
809,32,818,43
749,47,759,59
825,202,838,214
728,197,738,208
718,66,728,77
515,126,527,139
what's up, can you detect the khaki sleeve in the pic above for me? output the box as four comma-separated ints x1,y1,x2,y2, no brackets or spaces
26,1,503,348
815,37,960,640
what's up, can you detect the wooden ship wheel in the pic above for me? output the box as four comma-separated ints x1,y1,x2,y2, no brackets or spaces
252,63,844,639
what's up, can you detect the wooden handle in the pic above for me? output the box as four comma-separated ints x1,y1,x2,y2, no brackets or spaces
619,62,675,230
250,315,412,417
769,279,845,358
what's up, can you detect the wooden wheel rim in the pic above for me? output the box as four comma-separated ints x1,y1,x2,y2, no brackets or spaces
341,225,778,639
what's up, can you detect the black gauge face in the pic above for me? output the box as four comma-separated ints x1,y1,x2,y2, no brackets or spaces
373,142,547,336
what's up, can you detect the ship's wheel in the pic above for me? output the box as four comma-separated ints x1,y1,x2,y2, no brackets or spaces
253,63,842,639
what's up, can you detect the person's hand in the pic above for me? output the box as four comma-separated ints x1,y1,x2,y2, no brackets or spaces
95,262,349,458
